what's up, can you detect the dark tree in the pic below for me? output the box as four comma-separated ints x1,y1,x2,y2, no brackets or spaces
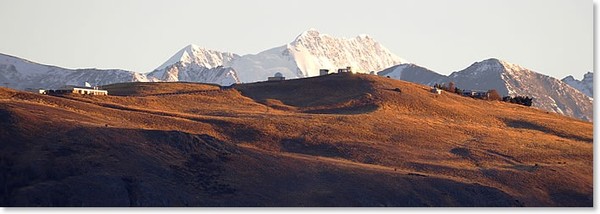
502,95,533,106
454,87,462,95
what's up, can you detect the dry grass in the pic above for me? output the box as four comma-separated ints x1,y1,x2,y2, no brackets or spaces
0,73,592,206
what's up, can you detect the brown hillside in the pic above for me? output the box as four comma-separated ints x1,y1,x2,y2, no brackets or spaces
0,73,592,206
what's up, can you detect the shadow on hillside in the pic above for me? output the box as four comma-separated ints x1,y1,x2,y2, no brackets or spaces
549,189,593,207
1,121,589,206
1,123,529,207
46,95,264,143
0,126,238,206
233,74,380,115
503,119,592,142
280,138,347,159
301,103,379,115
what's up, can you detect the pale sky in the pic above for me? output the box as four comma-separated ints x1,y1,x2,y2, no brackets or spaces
0,0,593,79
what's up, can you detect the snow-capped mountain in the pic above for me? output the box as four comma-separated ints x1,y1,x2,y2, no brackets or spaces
449,59,592,121
0,53,147,90
229,29,406,83
0,29,592,122
379,58,592,121
148,62,239,86
377,63,448,86
147,44,240,85
562,72,593,98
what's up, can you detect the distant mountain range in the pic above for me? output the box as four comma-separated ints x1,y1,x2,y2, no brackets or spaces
0,53,147,90
0,29,592,121
379,59,592,121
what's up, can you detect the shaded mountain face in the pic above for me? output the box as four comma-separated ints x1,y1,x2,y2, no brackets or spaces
226,29,406,83
377,63,448,86
0,54,147,90
0,74,592,206
562,72,593,98
379,59,593,122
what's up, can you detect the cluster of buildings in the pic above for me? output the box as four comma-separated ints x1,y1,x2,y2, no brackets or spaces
460,90,490,99
39,82,108,96
430,85,490,99
266,66,360,82
318,66,354,76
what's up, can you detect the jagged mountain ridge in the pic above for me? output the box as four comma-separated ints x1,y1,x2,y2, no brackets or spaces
0,51,241,89
157,29,406,83
0,53,148,90
0,29,591,122
148,62,239,86
229,29,406,82
449,59,592,121
562,72,593,98
154,44,239,71
378,59,593,121
146,44,241,85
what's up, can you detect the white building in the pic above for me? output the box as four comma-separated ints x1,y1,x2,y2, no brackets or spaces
41,85,108,95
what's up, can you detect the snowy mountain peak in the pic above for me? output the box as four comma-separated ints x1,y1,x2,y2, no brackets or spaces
465,58,526,75
356,34,372,39
562,71,593,97
154,44,239,71
293,29,377,44
290,30,406,76
444,58,593,121
148,44,241,85
230,30,407,82
292,28,327,44
298,28,321,37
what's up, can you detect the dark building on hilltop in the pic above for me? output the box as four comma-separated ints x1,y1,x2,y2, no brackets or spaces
267,72,285,81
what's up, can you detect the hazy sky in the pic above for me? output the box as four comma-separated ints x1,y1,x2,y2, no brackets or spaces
0,0,593,79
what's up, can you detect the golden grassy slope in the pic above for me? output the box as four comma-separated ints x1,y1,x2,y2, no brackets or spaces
0,73,592,206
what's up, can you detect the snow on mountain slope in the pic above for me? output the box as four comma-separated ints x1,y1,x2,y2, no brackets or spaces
227,45,300,83
154,44,240,71
377,63,448,86
0,53,147,90
148,45,241,86
562,72,593,98
378,58,592,121
148,62,239,86
229,29,406,83
448,58,592,121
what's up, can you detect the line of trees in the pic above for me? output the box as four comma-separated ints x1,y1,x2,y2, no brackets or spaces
433,82,533,106
502,96,533,106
